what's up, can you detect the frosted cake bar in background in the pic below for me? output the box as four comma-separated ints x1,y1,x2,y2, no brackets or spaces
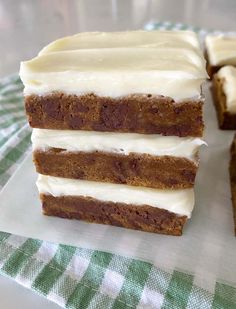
205,34,236,78
212,66,236,129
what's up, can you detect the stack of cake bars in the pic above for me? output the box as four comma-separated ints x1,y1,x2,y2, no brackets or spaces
20,30,207,236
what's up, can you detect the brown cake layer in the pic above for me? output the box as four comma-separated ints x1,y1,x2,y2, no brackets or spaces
41,194,187,235
25,93,204,137
34,149,198,189
211,75,236,130
229,134,236,235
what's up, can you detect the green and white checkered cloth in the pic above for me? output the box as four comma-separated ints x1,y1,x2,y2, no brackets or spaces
0,22,236,309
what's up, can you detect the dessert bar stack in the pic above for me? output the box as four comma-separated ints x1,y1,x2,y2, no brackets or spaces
20,31,207,235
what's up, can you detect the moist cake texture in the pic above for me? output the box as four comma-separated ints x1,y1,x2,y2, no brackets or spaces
212,66,236,129
25,93,204,136
20,30,207,235
34,150,198,189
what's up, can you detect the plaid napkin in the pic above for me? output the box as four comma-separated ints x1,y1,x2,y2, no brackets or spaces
0,23,236,309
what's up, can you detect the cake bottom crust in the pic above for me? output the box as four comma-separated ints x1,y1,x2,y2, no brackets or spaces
41,194,188,236
212,76,236,130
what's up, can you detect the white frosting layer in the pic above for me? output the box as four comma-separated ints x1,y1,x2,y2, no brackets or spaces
37,175,194,217
206,35,236,66
32,129,205,160
39,31,201,53
218,66,236,113
20,30,207,101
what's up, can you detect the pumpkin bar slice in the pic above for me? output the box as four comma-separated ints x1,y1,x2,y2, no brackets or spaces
20,30,207,137
37,174,194,236
205,34,236,78
212,66,236,129
32,129,205,190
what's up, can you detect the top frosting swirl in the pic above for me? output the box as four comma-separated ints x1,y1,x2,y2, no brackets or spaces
206,34,236,66
20,30,208,101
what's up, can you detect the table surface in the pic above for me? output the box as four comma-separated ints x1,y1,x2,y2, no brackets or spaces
1,0,236,307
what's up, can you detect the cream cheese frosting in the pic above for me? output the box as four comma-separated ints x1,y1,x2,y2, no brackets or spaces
217,66,236,113
32,129,205,160
20,30,207,101
37,174,194,217
206,35,236,66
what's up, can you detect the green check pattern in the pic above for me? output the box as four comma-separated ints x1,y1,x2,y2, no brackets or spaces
0,22,236,308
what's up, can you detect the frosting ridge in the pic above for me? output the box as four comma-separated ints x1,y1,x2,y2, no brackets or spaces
218,66,236,113
32,129,205,160
206,35,236,66
20,30,207,101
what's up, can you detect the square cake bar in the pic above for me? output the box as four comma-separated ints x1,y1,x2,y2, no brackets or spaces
22,31,207,137
32,129,205,190
37,175,193,236
205,34,236,78
212,66,236,130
